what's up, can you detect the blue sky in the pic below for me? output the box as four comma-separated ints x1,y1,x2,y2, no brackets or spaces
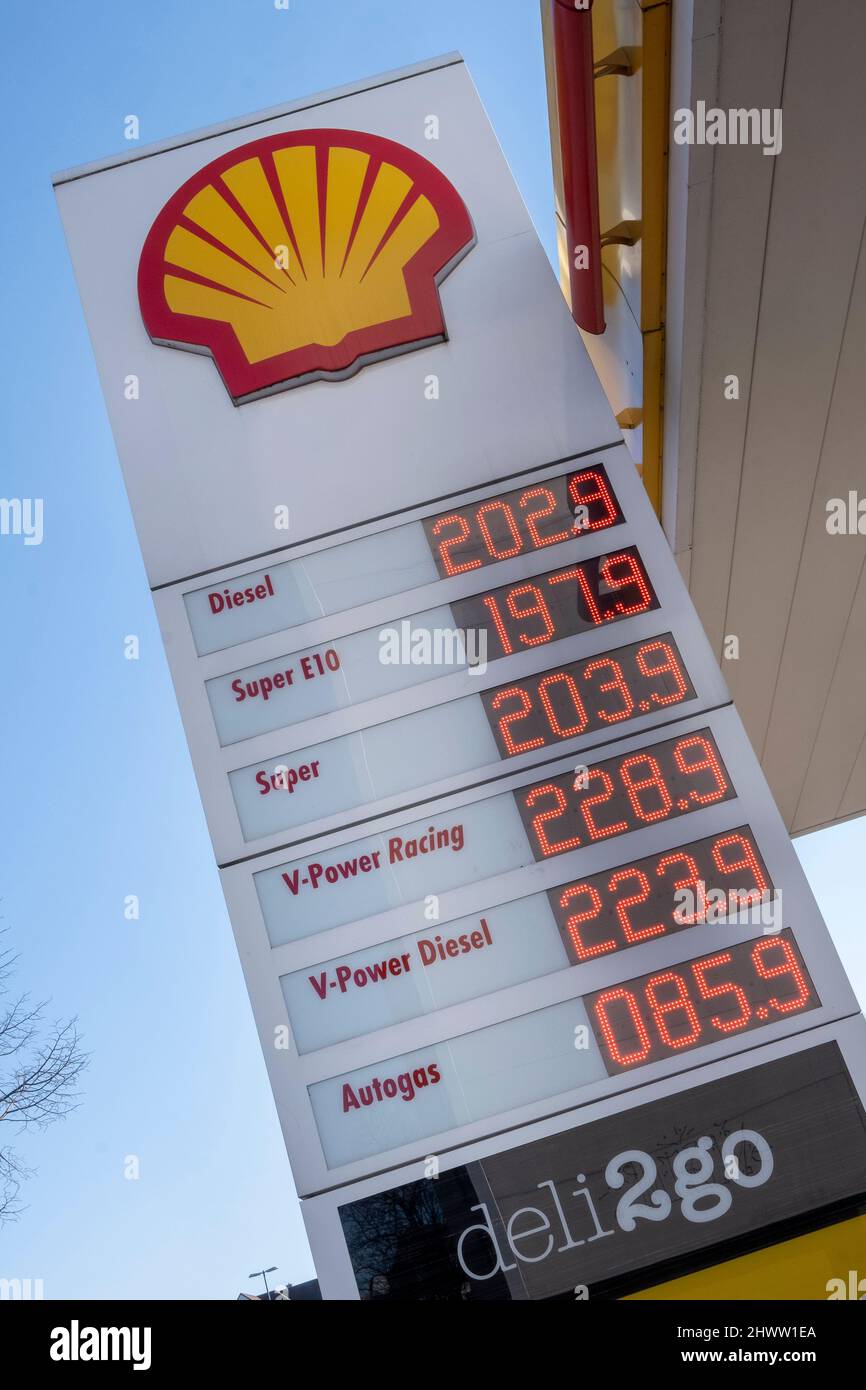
1,0,864,1300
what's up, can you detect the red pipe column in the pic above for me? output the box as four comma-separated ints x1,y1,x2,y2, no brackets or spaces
551,0,605,334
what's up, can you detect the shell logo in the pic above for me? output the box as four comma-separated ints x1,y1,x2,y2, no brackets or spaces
138,128,475,402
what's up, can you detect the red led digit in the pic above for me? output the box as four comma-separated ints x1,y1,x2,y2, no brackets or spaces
691,953,751,1033
645,971,702,1050
620,753,673,823
476,500,523,560
607,867,666,943
430,469,623,581
599,551,654,616
711,832,768,907
506,583,556,647
635,640,689,705
568,563,604,625
674,735,730,804
491,685,545,757
656,850,703,924
558,883,616,960
538,671,589,739
519,486,572,550
752,938,811,1015
568,468,618,531
588,936,818,1075
524,782,581,857
582,657,634,722
593,988,653,1067
550,552,652,628
579,768,629,841
480,594,514,655
431,513,482,577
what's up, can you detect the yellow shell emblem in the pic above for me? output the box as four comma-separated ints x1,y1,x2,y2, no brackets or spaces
138,128,475,401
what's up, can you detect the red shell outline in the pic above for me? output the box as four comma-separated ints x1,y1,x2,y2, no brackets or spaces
137,128,475,403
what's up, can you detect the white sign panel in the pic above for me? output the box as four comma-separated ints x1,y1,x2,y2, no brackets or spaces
280,895,566,1054
309,997,603,1168
56,54,862,1232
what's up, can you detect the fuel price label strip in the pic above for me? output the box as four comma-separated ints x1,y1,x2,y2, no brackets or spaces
300,1019,866,1300
153,449,730,866
220,705,859,1195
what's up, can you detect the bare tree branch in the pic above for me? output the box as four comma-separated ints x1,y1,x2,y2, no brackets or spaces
0,925,89,1220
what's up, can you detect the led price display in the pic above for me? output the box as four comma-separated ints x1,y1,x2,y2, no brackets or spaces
514,728,736,862
451,546,658,661
480,633,695,759
548,825,773,964
587,931,818,1074
422,463,624,579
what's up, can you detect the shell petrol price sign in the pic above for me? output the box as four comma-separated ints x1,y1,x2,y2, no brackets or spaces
55,54,865,1298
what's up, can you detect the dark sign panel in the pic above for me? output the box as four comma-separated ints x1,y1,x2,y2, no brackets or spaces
586,930,818,1074
480,633,696,759
450,546,658,661
338,1043,866,1300
514,727,736,860
547,824,773,964
422,464,625,578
